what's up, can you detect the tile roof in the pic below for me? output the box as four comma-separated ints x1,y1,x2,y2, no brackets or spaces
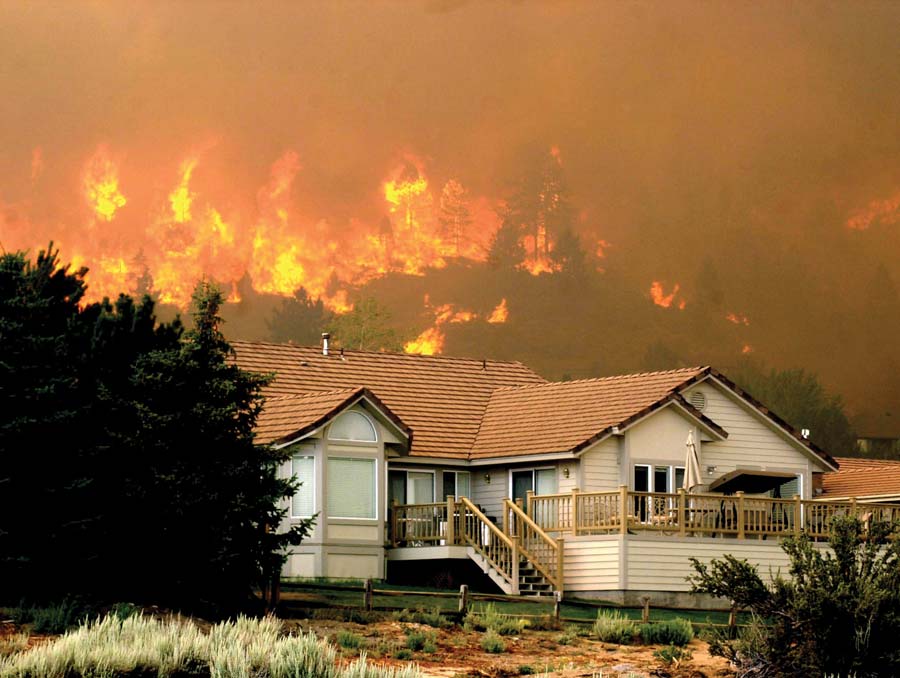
821,456,900,499
233,341,545,457
471,367,710,458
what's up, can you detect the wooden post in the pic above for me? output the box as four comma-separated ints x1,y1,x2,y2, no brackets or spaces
619,485,629,535
736,492,745,539
391,499,399,547
446,495,456,545
526,489,534,517
571,488,579,536
677,488,687,537
728,602,738,639
502,498,511,536
556,537,565,593
511,536,520,595
640,596,651,623
793,494,802,536
553,590,562,622
458,584,469,615
363,578,373,611
850,496,858,517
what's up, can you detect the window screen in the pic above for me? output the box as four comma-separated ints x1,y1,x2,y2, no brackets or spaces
327,457,376,518
291,455,315,518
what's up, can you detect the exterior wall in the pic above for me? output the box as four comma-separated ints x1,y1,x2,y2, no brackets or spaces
563,535,620,591
691,381,816,498
471,461,578,520
282,404,388,579
580,437,621,492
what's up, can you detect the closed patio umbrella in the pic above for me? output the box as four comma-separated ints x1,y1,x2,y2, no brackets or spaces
683,430,702,493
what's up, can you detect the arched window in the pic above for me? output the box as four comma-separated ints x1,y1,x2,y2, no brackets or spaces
328,410,377,442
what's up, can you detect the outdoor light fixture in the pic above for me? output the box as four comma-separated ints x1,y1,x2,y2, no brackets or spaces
484,473,491,484
706,465,717,475
563,467,570,478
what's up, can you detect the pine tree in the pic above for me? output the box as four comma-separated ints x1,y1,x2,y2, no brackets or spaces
438,179,473,256
267,286,334,345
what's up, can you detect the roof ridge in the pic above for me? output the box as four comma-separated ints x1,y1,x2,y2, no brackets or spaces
488,366,707,393
265,386,364,401
229,339,543,370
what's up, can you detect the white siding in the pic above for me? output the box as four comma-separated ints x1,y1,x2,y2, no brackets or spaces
692,381,815,497
471,466,507,519
563,536,621,591
581,438,620,491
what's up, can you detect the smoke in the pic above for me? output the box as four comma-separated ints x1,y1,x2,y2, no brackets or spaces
2,1,900,433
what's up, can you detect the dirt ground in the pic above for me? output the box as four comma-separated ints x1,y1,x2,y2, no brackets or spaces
288,618,736,678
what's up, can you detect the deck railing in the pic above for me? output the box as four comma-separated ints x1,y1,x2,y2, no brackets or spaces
504,499,563,590
527,487,900,540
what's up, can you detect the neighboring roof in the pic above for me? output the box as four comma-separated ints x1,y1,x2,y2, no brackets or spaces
470,367,721,459
232,341,545,458
821,456,900,500
254,387,410,446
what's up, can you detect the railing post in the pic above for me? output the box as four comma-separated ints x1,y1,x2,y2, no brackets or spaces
571,488,579,536
793,494,801,535
556,537,565,592
677,488,686,537
619,485,629,536
391,499,399,547
511,536,520,595
553,590,562,621
737,492,745,539
850,496,858,517
446,495,456,545
502,497,511,536
526,489,534,517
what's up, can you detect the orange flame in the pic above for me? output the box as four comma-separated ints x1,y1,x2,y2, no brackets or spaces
726,312,750,326
742,344,754,354
169,157,198,223
404,295,478,355
487,298,509,324
650,281,684,309
83,146,126,222
846,192,900,230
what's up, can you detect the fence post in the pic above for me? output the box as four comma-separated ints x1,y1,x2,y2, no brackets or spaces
640,596,651,623
571,488,579,536
556,537,565,592
736,492,745,539
728,602,738,639
553,590,562,622
391,499,399,547
511,536,520,595
793,494,802,536
677,488,686,537
363,578,373,611
458,584,469,615
619,485,629,536
446,495,456,545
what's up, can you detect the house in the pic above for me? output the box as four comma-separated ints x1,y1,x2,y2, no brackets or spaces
820,457,900,503
233,340,895,607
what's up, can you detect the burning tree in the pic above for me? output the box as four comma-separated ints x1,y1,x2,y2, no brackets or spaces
438,179,473,257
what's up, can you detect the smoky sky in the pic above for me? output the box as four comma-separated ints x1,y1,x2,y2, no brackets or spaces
2,1,900,429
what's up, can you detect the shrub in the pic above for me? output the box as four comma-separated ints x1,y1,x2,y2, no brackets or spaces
653,644,693,667
518,665,535,675
337,630,365,650
464,604,525,635
556,629,576,646
592,610,638,645
393,648,413,660
391,607,452,629
640,618,694,646
480,629,506,654
29,597,91,634
689,515,900,677
404,630,437,654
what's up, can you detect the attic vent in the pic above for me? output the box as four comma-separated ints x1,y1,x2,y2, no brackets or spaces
689,391,707,412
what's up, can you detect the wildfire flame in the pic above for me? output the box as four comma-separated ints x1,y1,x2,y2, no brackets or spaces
404,294,480,355
846,191,900,230
84,146,126,222
650,281,685,310
742,344,754,354
726,312,750,326
487,298,509,324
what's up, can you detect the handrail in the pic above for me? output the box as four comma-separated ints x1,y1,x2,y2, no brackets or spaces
504,499,562,591
458,497,518,591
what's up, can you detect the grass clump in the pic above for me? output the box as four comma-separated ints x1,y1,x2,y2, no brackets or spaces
390,607,452,629
480,629,506,654
404,630,437,654
518,665,535,675
556,629,577,646
640,618,694,646
653,644,693,667
393,648,413,660
337,630,365,650
593,610,638,645
464,604,525,636
0,613,420,678
0,635,28,659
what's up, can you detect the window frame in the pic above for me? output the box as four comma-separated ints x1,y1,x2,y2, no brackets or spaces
632,463,687,493
442,470,472,500
508,466,558,502
327,410,378,443
290,454,316,519
326,456,378,521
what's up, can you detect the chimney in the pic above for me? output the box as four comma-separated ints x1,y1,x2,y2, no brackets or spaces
322,332,330,356
801,428,810,440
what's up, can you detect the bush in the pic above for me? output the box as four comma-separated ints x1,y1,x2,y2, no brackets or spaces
653,644,693,667
337,631,364,650
464,603,525,635
689,515,900,677
518,665,535,675
640,618,694,646
592,610,638,645
480,630,506,654
393,648,413,660
556,629,576,646
391,607,452,629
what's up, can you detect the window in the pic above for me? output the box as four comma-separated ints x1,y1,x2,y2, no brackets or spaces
388,469,435,505
328,411,377,442
291,455,315,518
442,471,471,500
511,468,557,503
633,464,686,493
327,457,376,519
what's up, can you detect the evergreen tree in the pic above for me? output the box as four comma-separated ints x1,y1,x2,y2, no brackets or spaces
438,179,472,256
487,217,526,270
552,226,587,277
267,286,334,345
328,297,401,351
